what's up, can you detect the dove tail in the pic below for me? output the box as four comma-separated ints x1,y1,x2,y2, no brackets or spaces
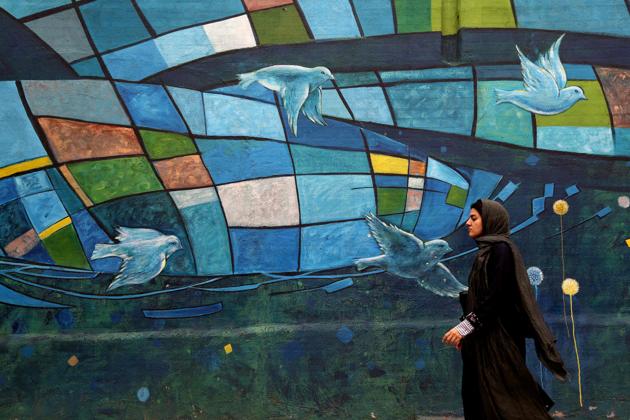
495,89,515,104
237,72,257,89
354,256,384,271
91,243,116,260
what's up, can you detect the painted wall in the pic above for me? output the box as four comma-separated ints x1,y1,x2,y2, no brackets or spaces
0,1,628,418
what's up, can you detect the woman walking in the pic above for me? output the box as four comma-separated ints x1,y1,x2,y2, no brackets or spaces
442,199,568,419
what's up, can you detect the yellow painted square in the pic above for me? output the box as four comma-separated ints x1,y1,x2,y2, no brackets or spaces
536,81,611,127
224,343,233,354
370,153,408,175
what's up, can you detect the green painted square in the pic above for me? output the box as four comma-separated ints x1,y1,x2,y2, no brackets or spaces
395,0,431,33
377,188,407,215
446,185,467,208
140,129,197,160
250,5,310,45
68,157,163,204
459,0,516,29
42,224,90,269
536,81,611,127
476,81,533,147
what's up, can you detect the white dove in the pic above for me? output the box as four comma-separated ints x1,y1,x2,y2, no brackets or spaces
355,213,468,298
237,65,335,136
91,227,182,291
495,34,587,115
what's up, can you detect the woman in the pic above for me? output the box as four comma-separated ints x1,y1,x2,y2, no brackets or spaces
442,199,568,419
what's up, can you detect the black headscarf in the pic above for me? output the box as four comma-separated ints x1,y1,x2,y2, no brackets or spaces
470,199,568,381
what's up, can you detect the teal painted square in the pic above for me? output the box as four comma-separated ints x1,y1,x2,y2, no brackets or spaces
71,57,105,78
290,144,370,174
136,0,244,34
476,81,534,147
116,82,187,133
155,26,214,67
80,0,151,52
21,191,68,233
178,198,232,275
103,40,168,81
0,0,70,19
402,211,419,231
614,128,630,157
352,0,395,36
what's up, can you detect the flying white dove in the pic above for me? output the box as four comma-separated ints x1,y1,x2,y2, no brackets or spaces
495,34,587,115
91,227,182,291
237,65,335,136
355,213,467,298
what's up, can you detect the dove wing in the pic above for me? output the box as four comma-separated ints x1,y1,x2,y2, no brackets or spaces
107,253,165,290
301,87,326,126
115,227,163,243
537,34,567,89
516,45,559,96
365,213,424,258
281,83,310,136
416,262,468,298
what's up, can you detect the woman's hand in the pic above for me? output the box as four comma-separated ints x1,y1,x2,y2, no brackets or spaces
442,327,463,350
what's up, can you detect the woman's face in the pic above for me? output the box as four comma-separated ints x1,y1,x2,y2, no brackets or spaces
466,208,483,238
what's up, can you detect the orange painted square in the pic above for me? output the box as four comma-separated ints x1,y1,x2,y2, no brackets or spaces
153,155,213,190
4,229,39,257
409,160,426,176
243,0,293,11
38,118,143,163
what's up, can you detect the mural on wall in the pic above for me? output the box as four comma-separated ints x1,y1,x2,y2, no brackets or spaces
0,0,628,418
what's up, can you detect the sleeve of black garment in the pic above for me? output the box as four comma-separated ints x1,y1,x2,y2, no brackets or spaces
469,242,515,330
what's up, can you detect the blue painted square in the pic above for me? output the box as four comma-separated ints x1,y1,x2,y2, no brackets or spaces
0,82,48,168
525,154,540,166
136,0,244,34
204,93,286,141
352,0,394,36
80,0,151,52
298,0,361,39
513,0,630,37
71,57,105,78
103,40,169,81
211,84,276,105
0,0,70,19
21,191,68,233
297,175,375,224
537,127,614,155
14,171,52,197
322,89,353,119
426,158,468,189
116,82,187,133
155,26,214,67
72,210,121,273
386,82,474,135
414,180,462,240
0,178,17,206
401,210,419,231
363,129,408,156
340,87,394,125
285,117,365,150
167,87,205,135
300,220,380,270
375,175,407,188
230,227,299,274
196,139,294,184
0,200,32,246
565,185,580,197
564,65,596,80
